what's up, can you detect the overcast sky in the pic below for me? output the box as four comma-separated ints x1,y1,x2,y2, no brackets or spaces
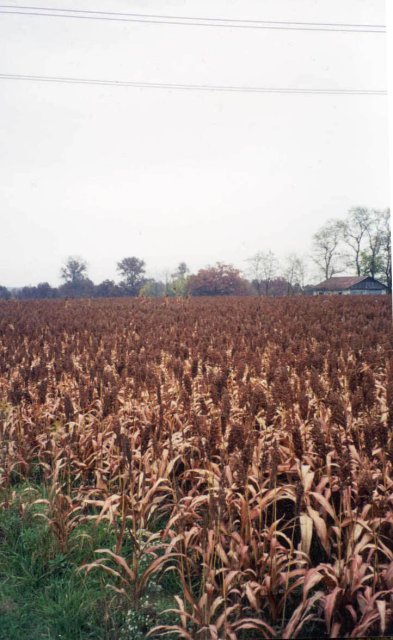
0,0,389,287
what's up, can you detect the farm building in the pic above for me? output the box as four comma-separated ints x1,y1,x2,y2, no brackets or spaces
313,276,388,296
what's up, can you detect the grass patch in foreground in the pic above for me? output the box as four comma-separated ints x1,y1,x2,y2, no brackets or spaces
0,491,120,639
0,486,179,640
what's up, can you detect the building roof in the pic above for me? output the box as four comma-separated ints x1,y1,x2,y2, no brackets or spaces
314,276,378,291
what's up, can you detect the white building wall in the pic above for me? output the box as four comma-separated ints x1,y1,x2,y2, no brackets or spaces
313,289,387,296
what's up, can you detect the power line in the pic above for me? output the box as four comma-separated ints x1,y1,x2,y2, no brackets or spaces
0,3,385,28
0,4,386,28
0,73,387,95
0,5,386,33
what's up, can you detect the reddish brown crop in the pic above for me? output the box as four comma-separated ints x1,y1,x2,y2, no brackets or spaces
0,296,392,638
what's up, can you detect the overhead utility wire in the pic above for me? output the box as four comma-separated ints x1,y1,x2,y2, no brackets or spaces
0,4,386,28
0,73,387,95
0,5,385,32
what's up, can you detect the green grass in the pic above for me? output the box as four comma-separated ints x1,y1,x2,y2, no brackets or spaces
0,485,180,640
2,487,390,639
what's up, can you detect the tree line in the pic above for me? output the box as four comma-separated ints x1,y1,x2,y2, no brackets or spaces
0,206,390,300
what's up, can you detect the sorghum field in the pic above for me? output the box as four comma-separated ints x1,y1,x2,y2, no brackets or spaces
0,296,393,639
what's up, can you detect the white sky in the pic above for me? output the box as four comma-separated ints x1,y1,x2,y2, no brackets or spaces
0,0,389,286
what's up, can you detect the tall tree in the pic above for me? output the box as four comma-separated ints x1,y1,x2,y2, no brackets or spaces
246,252,264,296
360,209,385,279
169,262,190,297
380,209,391,292
341,207,372,275
284,254,307,294
360,208,391,288
117,257,146,296
247,250,279,296
59,257,94,298
312,220,342,280
60,256,88,284
171,262,189,280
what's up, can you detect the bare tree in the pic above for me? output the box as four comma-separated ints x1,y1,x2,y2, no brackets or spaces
341,207,372,275
284,254,307,294
246,252,264,296
161,268,173,296
247,250,279,296
312,220,342,280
